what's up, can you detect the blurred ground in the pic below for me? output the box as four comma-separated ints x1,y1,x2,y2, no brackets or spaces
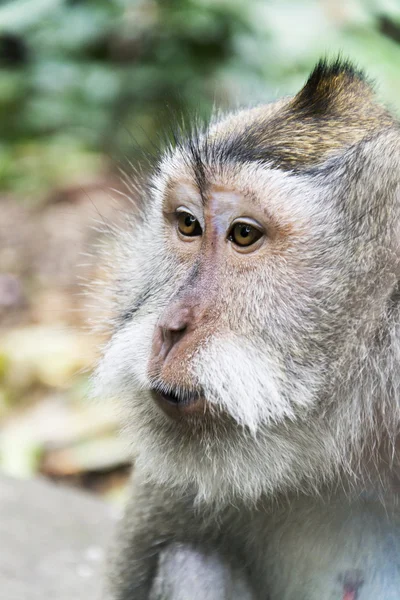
1,0,400,504
0,180,132,502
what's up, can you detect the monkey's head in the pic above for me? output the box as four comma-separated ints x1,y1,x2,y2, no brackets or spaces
95,60,400,504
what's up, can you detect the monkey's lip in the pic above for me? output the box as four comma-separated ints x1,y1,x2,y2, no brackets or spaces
150,387,207,419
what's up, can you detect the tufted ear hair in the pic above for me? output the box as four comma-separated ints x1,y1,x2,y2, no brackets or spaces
273,58,396,169
205,58,396,173
291,58,376,118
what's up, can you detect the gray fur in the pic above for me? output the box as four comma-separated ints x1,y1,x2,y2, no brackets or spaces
94,61,400,598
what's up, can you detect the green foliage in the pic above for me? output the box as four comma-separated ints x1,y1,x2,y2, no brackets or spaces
1,0,400,200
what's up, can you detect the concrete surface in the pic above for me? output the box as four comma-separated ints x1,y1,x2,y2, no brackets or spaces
0,474,117,600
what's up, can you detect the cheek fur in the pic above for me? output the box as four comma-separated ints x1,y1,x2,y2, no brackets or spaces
93,313,157,399
194,334,324,431
194,336,287,431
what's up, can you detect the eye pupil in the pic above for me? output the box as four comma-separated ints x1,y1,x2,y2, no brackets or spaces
241,225,251,237
185,215,195,227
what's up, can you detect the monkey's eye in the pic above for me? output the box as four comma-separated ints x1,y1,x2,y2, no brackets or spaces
177,211,202,237
228,221,263,248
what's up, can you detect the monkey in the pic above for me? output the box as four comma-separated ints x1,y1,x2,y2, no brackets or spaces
94,58,400,599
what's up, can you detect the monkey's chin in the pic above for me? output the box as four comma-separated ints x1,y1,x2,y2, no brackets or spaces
150,386,207,420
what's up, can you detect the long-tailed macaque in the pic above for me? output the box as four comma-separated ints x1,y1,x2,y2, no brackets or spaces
95,59,400,599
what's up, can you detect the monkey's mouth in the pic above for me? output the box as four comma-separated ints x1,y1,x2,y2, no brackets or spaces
150,385,207,419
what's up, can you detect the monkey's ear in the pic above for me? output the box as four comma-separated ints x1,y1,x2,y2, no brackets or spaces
274,57,395,169
290,59,392,127
195,58,396,173
290,58,372,116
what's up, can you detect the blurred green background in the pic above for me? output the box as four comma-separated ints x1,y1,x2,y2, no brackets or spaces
1,0,400,502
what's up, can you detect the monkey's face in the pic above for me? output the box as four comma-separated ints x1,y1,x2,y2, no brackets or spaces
145,161,330,430
95,62,400,503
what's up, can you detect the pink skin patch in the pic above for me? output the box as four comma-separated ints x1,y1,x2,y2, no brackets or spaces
340,570,364,600
342,589,356,600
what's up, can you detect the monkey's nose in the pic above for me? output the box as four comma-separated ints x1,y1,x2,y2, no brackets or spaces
152,307,192,365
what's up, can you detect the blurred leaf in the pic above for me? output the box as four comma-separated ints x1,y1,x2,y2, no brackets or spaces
0,0,63,32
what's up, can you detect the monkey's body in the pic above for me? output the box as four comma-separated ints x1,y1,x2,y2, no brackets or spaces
95,59,400,599
111,480,400,599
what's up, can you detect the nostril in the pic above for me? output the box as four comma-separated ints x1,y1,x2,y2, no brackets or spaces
160,324,187,360
169,325,187,345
